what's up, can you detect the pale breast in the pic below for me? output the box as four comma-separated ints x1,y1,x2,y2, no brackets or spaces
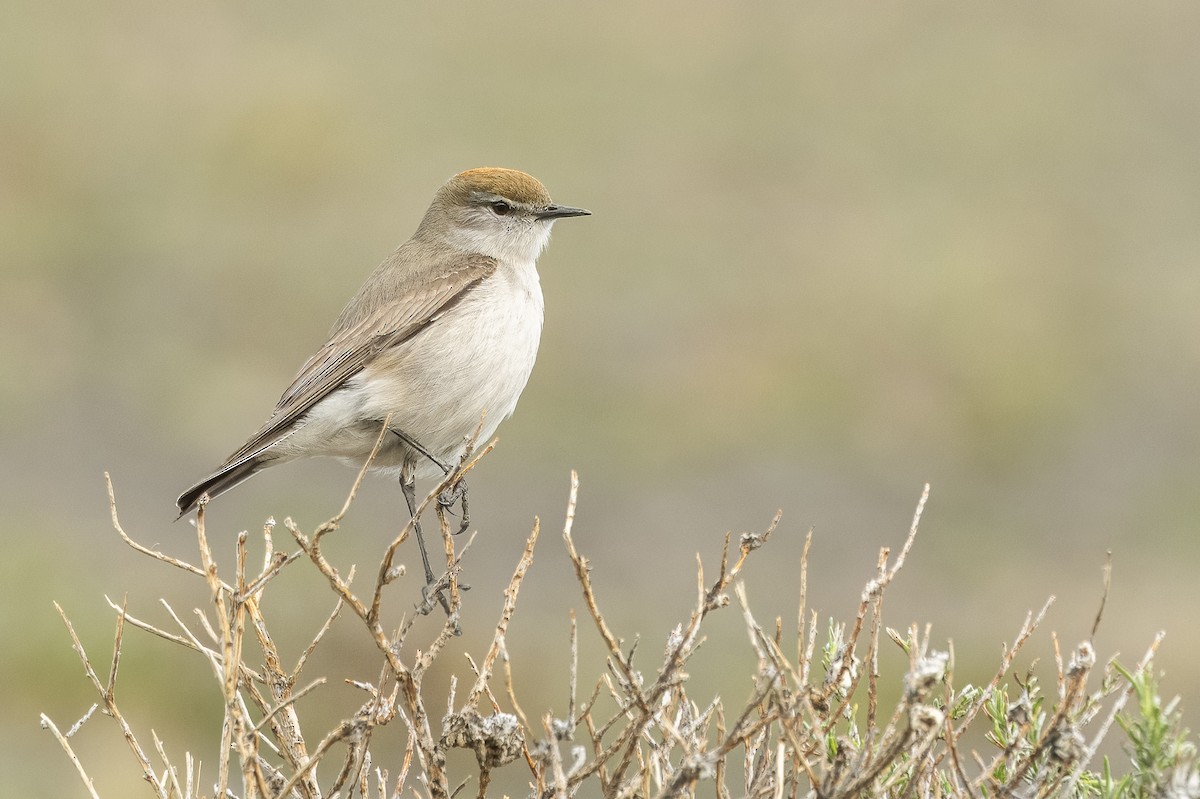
345,260,545,471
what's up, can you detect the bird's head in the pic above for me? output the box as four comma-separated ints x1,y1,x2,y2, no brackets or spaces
420,167,590,263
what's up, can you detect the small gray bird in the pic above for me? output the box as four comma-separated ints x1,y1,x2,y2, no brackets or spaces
177,168,588,588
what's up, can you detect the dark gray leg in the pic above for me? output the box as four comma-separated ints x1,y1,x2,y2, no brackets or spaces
391,428,452,473
400,467,450,616
391,428,470,534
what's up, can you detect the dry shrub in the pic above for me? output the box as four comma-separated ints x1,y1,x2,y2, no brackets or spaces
42,445,1197,798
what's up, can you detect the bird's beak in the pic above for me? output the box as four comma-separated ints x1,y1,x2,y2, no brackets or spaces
536,204,591,220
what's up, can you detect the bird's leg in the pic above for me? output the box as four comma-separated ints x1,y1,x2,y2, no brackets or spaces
390,428,453,473
399,470,434,584
390,428,470,535
400,468,451,617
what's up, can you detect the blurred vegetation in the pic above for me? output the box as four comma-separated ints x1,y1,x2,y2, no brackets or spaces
3,2,1200,795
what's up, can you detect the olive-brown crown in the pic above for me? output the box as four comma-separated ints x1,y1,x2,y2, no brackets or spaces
438,167,553,208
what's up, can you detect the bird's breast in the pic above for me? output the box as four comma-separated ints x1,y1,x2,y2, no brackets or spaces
353,261,545,461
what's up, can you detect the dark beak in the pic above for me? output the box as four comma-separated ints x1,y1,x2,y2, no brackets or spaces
536,204,591,220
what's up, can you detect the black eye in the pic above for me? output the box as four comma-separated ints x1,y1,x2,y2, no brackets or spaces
490,200,511,216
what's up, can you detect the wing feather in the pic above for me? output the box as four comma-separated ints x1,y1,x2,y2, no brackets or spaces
216,256,496,469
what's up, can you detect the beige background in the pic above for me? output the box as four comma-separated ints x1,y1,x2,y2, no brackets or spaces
4,3,1200,795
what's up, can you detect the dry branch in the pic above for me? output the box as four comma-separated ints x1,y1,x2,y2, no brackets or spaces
42,472,1194,799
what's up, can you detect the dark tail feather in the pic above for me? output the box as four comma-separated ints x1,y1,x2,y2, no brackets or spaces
176,457,267,518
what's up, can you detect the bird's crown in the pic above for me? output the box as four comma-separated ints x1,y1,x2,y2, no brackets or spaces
441,167,553,207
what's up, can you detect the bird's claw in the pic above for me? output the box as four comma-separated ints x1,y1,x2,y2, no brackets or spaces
437,481,471,535
417,582,457,630
436,485,460,507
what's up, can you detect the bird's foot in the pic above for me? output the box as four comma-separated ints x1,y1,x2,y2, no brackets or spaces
437,480,471,535
417,582,460,634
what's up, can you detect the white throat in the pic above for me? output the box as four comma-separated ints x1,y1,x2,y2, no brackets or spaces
446,221,554,265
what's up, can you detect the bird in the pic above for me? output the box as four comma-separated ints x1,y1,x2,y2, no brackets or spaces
177,167,589,597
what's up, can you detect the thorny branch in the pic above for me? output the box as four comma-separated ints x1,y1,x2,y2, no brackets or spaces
43,471,1192,799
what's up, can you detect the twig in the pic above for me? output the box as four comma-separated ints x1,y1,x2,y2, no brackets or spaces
1063,631,1166,796
39,714,101,799
253,678,329,734
52,601,168,798
465,518,540,708
562,471,649,715
106,472,226,587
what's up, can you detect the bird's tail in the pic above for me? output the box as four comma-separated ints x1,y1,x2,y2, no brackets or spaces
176,457,266,518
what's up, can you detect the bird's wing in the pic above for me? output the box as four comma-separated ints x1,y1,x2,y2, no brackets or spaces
217,256,497,469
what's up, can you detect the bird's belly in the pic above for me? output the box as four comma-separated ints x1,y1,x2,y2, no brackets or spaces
288,275,544,476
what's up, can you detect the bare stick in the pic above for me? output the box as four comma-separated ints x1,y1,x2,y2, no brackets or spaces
1064,631,1166,796
1090,552,1113,642
39,714,101,799
106,472,218,586
252,678,329,735
293,589,349,684
561,472,648,713
52,602,168,798
465,517,540,708
151,730,185,799
795,528,813,682
316,413,393,542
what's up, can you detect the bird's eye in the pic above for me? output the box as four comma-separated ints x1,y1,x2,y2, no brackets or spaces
490,200,511,216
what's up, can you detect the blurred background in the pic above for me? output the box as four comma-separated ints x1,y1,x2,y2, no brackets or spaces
4,2,1199,795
